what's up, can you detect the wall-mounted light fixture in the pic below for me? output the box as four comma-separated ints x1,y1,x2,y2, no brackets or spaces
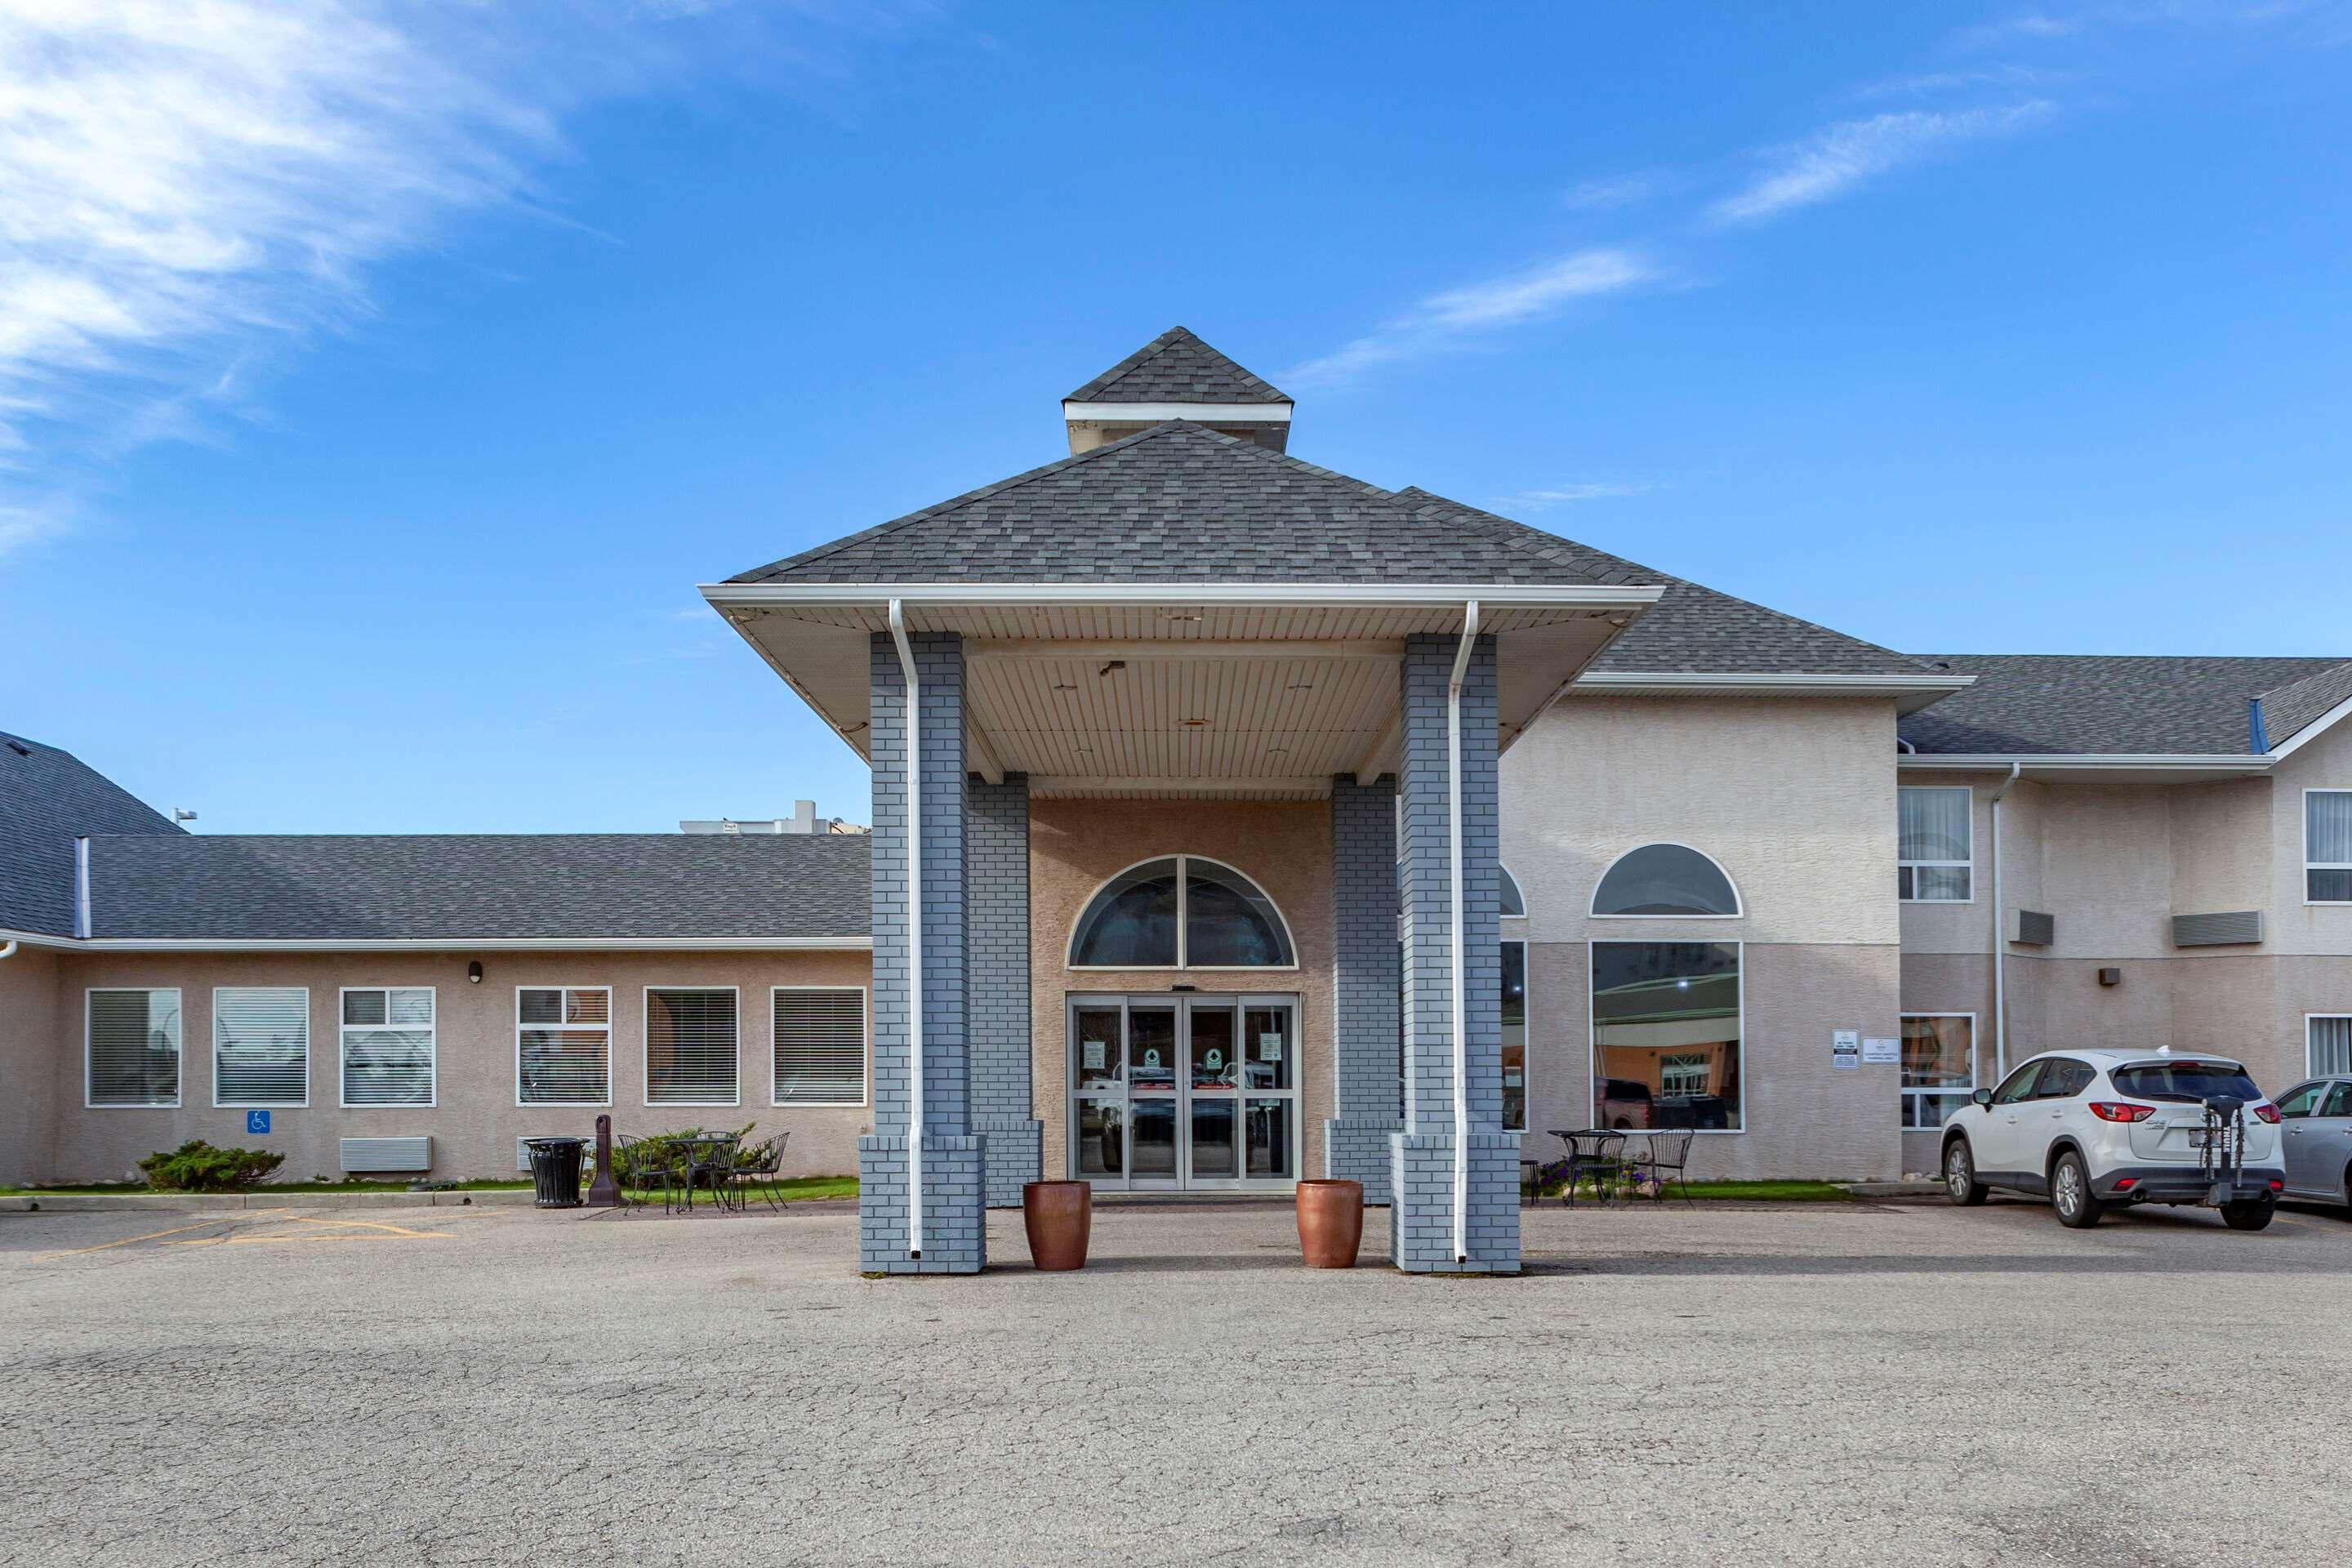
468,960,483,985
2096,967,2122,988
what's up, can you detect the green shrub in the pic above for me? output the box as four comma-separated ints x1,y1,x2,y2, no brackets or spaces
137,1140,287,1193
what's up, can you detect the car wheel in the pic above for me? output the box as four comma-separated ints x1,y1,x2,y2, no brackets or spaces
2221,1200,2275,1232
2051,1152,2105,1229
1943,1138,1988,1205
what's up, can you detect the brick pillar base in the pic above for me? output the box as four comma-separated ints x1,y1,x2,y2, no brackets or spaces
1323,1116,1402,1205
975,1116,1043,1208
1388,1131,1521,1275
858,1133,987,1274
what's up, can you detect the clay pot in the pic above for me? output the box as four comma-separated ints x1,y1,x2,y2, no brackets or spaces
1022,1180,1092,1272
1295,1178,1364,1268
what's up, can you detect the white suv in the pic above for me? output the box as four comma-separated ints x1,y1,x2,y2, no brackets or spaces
1939,1050,2285,1231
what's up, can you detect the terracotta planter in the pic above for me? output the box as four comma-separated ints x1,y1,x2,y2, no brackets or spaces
1022,1180,1092,1272
1295,1178,1364,1268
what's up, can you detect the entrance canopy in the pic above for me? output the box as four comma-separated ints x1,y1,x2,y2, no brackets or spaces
703,414,1666,799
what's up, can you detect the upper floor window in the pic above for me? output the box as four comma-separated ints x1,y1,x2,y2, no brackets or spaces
1591,844,1741,917
1899,786,1973,902
2308,791,2352,903
1069,856,1294,968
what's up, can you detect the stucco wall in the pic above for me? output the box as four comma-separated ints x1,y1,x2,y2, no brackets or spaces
0,946,65,1183
1027,798,1333,1183
37,948,873,1184
2271,717,2352,957
1503,696,1906,1181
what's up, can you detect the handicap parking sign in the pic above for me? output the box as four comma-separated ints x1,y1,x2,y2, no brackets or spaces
246,1110,271,1135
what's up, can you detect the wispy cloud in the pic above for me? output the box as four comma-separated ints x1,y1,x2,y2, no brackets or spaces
1853,63,2069,99
1287,248,1660,388
0,0,935,563
1494,482,1657,512
1708,102,2055,225
1562,169,1687,212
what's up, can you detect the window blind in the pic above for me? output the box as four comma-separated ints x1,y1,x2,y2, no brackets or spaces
341,987,435,1106
519,987,612,1105
773,989,866,1105
214,987,309,1106
2311,1016,2352,1077
647,989,738,1105
88,988,180,1107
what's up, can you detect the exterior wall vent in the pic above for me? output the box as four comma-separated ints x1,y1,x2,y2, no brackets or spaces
2171,911,2265,948
340,1135,432,1174
2007,908,2056,947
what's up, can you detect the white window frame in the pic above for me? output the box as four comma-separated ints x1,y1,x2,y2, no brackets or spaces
2307,1014,2352,1077
2304,789,2352,906
1500,937,1529,1134
84,987,182,1109
1066,854,1299,972
1899,785,1976,904
1588,841,1746,919
514,985,613,1108
1585,938,1746,1135
771,984,870,1107
212,986,311,1109
1898,1011,1977,1129
642,985,742,1108
338,986,438,1108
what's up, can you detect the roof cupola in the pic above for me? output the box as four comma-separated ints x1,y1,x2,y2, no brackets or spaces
1062,326,1294,454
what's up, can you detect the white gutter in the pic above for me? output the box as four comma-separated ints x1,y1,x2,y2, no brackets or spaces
1447,600,1480,1266
888,599,924,1263
0,933,871,953
703,581,1662,611
1987,762,2022,1080
0,938,16,961
1898,754,2272,774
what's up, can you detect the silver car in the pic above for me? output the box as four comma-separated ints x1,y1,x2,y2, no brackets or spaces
2276,1076,2352,1205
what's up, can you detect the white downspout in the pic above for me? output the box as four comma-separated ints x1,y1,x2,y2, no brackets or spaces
1988,763,2021,1081
1447,601,1480,1265
888,601,924,1262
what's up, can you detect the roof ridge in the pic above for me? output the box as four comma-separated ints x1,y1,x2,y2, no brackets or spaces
731,422,1198,584
2258,657,2352,701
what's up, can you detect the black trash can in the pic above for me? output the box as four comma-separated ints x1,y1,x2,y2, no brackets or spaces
523,1137,586,1209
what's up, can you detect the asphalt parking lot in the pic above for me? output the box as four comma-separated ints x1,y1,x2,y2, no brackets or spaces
5,1194,2345,1567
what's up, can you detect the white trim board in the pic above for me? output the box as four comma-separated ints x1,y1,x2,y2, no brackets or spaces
1061,401,1292,423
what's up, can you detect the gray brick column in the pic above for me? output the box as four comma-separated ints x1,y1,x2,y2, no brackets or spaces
1390,633,1521,1274
858,630,986,1274
1325,775,1401,1204
969,773,1040,1207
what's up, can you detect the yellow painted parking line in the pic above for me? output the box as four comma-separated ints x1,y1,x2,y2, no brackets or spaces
281,1214,452,1239
35,1209,292,1260
168,1232,455,1246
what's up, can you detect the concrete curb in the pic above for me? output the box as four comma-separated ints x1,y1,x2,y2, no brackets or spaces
1842,1181,1947,1200
0,1189,550,1214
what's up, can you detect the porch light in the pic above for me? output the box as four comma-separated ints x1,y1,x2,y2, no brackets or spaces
467,960,483,985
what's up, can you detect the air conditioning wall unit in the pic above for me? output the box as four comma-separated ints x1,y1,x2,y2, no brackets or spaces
2007,908,2056,947
2171,911,2265,948
340,1135,432,1174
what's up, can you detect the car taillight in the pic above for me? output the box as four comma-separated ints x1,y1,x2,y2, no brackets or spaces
2252,1104,2281,1124
2114,1177,2137,1192
2270,1178,2285,1192
2087,1102,2157,1123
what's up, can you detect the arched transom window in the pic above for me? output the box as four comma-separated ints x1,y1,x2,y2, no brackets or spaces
1590,844,1742,918
1069,856,1295,969
1499,864,1526,917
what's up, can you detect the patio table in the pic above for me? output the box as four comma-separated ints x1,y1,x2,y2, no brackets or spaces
670,1134,742,1214
1549,1128,1631,1208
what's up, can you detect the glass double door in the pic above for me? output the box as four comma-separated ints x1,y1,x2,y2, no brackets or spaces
1068,994,1297,1190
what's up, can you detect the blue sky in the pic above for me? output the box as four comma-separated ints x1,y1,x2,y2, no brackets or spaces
2,1,2347,832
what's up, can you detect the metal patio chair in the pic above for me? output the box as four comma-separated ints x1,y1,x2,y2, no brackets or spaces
1640,1130,1698,1206
614,1133,684,1214
724,1133,791,1212
1552,1129,1629,1208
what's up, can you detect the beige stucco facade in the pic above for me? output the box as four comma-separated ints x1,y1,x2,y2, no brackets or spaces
1027,797,1334,1184
2,947,875,1185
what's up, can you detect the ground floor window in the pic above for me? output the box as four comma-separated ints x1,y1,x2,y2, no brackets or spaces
1900,1013,1976,1129
214,987,309,1107
1500,940,1526,1131
773,987,866,1105
518,987,611,1106
87,988,181,1107
2310,1015,2352,1076
341,987,434,1107
1590,942,1742,1131
645,987,738,1107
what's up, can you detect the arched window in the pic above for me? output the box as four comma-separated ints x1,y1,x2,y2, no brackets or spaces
1069,856,1294,968
1590,844,1742,917
1499,864,1526,918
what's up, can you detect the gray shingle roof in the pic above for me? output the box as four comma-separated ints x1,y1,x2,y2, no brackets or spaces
731,421,1637,586
85,834,871,942
1397,491,1935,677
1066,327,1290,405
1,731,181,936
1897,654,2352,755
